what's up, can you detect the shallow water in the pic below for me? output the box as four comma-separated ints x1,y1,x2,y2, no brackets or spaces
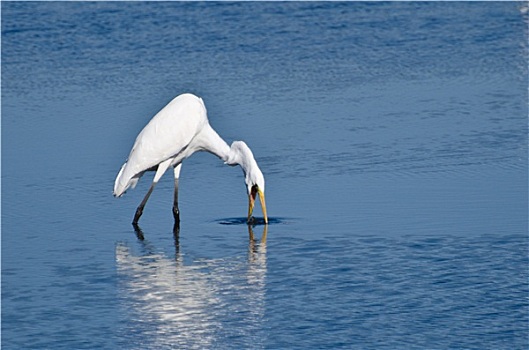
2,2,528,349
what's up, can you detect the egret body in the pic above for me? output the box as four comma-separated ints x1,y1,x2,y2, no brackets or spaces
113,93,267,225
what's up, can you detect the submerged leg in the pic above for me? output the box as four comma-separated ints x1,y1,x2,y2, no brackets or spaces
132,158,173,225
172,164,182,222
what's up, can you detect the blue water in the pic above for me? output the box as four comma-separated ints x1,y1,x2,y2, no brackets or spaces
2,2,528,349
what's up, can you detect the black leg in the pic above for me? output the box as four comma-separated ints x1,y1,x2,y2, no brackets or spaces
173,177,180,223
133,182,156,225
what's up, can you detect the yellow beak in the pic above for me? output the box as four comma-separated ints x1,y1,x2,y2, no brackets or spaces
248,186,268,224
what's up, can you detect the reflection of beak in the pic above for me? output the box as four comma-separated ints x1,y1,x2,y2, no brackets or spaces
248,224,268,244
261,223,268,243
248,186,268,224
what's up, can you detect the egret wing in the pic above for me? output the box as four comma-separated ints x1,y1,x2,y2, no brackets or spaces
114,94,207,195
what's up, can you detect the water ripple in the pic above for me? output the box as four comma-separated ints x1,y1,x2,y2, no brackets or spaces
266,233,528,349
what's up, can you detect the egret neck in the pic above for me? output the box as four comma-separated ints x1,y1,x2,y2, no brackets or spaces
197,125,268,224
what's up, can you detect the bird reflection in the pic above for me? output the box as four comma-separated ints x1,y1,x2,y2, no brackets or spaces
132,222,145,241
248,224,267,260
116,222,268,349
132,221,181,253
172,221,180,259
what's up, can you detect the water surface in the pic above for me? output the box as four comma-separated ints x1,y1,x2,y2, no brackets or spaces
2,2,528,349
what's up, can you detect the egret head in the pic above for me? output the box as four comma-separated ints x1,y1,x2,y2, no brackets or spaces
226,141,268,224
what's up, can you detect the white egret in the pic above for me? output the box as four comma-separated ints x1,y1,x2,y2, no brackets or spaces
113,93,268,225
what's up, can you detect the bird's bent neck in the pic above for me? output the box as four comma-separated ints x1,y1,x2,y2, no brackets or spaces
226,141,264,193
196,124,263,193
225,141,256,169
196,123,231,161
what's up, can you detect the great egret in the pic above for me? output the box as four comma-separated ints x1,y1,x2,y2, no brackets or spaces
113,93,268,225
